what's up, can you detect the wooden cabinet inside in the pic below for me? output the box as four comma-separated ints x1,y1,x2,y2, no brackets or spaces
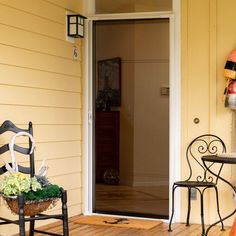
95,111,120,183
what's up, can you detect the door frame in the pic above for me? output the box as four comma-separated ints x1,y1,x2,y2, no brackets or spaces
83,0,181,221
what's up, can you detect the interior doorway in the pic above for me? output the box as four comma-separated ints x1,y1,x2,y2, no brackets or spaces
93,19,169,219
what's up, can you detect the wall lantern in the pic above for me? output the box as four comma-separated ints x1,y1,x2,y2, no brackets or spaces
67,14,86,38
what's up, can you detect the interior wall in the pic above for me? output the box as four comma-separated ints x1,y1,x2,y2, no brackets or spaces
133,20,169,186
96,21,135,185
96,19,169,187
181,0,235,226
0,0,83,234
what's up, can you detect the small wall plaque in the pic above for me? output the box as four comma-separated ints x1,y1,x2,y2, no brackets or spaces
160,86,169,96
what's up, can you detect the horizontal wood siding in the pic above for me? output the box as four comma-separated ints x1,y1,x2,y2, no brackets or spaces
0,0,83,234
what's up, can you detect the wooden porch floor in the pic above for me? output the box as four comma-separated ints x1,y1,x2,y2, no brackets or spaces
31,215,231,236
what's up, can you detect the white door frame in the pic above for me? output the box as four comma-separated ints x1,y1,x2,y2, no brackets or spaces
83,0,181,221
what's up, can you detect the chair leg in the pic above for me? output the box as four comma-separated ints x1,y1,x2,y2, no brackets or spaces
200,192,206,236
29,218,35,236
18,195,26,236
61,190,69,236
168,185,177,232
214,186,224,231
186,187,191,226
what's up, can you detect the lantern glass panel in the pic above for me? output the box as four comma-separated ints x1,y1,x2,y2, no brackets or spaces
69,24,77,35
78,25,83,36
70,16,77,24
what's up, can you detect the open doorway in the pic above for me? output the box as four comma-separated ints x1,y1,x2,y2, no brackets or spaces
93,19,169,219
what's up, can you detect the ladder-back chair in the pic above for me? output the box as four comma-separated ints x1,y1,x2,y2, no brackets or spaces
0,120,69,236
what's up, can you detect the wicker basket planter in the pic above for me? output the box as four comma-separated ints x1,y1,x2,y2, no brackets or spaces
3,196,53,216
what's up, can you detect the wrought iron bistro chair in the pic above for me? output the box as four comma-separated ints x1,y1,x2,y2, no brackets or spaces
168,134,226,236
0,120,69,236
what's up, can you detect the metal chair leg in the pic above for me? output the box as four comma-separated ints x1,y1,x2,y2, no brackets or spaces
200,192,205,236
186,187,191,226
168,185,177,232
214,186,224,231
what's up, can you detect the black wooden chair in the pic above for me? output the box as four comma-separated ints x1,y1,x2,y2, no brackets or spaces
0,120,69,236
168,134,226,236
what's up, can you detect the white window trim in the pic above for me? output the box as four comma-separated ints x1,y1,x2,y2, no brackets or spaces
83,0,181,222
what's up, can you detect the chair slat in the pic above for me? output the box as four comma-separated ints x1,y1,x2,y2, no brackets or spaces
0,120,27,134
0,144,29,155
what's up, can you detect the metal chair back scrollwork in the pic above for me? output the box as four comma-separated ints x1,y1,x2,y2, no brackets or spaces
168,134,226,236
185,134,226,184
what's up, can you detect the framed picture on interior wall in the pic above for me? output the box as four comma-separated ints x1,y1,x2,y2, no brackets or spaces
97,57,121,107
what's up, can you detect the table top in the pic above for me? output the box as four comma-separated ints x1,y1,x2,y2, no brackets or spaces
202,155,236,164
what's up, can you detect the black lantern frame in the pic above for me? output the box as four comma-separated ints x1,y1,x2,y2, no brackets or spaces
67,14,86,38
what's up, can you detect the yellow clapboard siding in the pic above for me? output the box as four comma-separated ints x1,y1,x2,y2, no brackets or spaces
0,124,82,161
33,125,82,142
0,64,81,92
49,173,82,190
35,141,82,160
67,189,82,205
0,0,83,233
50,190,82,214
0,154,82,179
53,189,82,207
44,157,82,176
0,105,81,125
68,204,82,217
0,141,82,170
0,0,65,23
0,4,64,40
0,45,81,76
0,24,81,60
0,85,81,108
0,124,82,143
46,0,83,13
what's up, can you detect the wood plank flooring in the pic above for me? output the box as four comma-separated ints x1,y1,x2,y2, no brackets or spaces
30,215,231,236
